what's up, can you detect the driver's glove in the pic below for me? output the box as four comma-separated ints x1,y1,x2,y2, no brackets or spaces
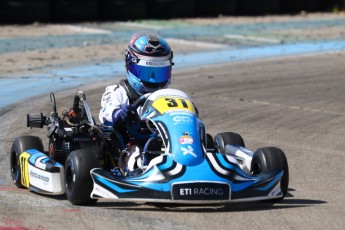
112,104,136,124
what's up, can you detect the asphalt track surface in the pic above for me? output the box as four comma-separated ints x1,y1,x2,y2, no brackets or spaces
0,50,345,229
1,14,345,230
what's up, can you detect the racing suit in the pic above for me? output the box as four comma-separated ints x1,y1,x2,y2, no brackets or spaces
99,79,142,126
99,79,149,148
99,79,155,171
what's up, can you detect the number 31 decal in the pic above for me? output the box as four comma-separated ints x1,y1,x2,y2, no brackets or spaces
165,98,189,108
152,97,195,114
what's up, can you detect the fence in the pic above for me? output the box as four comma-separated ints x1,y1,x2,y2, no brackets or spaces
0,0,344,23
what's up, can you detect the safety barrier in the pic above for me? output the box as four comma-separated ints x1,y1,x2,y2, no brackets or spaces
0,0,50,23
0,0,344,23
51,0,98,21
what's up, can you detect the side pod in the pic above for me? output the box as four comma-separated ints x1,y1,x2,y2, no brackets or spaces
19,149,65,195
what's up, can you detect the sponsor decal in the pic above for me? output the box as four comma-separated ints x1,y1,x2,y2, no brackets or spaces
137,59,171,67
169,111,193,117
181,146,197,158
92,184,118,199
172,182,230,200
173,115,193,125
30,170,49,184
268,182,282,197
146,61,168,66
179,187,224,196
179,135,194,145
72,137,92,142
64,142,70,151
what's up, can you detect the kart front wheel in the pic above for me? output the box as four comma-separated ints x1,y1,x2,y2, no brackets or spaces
214,132,245,154
10,136,44,188
251,147,289,199
65,149,99,205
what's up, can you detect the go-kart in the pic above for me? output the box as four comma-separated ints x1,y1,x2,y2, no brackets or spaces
10,89,289,205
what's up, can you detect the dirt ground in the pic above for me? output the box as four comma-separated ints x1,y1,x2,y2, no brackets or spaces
1,13,345,77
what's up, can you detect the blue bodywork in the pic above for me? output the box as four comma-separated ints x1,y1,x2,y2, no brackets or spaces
90,89,284,203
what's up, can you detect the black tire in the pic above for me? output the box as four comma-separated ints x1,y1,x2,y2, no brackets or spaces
10,136,44,188
251,147,289,199
206,133,214,149
65,149,99,205
214,132,245,154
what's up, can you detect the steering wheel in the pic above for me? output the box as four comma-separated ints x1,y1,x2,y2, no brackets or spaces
131,93,151,111
129,93,154,133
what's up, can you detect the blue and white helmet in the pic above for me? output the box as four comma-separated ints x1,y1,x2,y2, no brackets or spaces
125,32,173,95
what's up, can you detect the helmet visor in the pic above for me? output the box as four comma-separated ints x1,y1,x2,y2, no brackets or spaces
128,59,172,84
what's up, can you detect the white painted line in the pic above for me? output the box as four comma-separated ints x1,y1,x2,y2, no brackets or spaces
115,22,165,30
54,25,113,34
166,38,229,48
224,34,281,44
248,99,345,116
212,95,345,116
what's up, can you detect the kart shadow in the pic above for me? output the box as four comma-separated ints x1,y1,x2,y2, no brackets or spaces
95,197,326,212
95,189,327,213
36,187,326,212
222,198,326,212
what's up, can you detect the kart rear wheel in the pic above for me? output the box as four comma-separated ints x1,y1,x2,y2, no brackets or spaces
10,136,44,188
65,149,99,205
214,132,245,154
49,137,66,164
251,147,289,200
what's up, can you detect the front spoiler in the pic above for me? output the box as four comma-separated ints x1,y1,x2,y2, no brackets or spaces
90,153,284,203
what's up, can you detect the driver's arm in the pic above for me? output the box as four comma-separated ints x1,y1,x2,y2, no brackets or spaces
99,85,129,125
112,104,135,124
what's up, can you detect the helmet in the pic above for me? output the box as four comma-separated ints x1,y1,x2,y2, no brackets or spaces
125,32,173,95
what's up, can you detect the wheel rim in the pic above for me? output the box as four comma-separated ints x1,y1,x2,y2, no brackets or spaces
65,165,73,192
11,151,19,179
252,161,261,175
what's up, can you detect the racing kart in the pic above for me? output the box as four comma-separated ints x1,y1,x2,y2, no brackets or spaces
10,89,289,205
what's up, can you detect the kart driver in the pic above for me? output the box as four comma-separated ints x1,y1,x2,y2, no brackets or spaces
98,32,174,167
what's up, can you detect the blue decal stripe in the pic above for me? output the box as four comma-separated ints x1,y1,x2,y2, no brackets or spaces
232,181,257,192
168,159,232,184
255,170,283,191
95,175,138,193
125,166,171,191
128,181,171,192
41,158,51,163
157,155,174,171
26,149,46,165
215,154,248,177
127,167,157,181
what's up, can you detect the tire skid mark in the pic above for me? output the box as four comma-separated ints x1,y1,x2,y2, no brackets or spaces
0,218,27,230
62,208,80,212
0,186,25,192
